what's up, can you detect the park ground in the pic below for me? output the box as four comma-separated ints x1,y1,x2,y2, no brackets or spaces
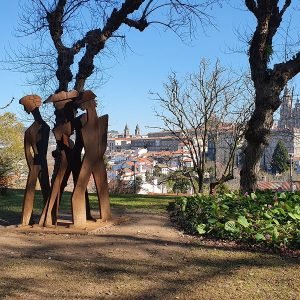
0,191,299,299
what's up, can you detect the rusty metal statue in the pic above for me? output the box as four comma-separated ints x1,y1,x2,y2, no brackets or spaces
39,91,78,226
71,112,94,221
19,95,50,225
71,90,111,226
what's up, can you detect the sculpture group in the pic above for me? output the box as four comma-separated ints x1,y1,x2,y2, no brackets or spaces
19,90,111,227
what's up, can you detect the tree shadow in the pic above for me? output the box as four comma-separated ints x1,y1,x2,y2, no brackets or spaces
0,230,299,299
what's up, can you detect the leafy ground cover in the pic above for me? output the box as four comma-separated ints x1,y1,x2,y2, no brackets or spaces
170,191,300,252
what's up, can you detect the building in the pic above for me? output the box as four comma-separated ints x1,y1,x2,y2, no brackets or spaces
135,124,141,136
262,87,300,171
278,87,300,129
124,124,130,138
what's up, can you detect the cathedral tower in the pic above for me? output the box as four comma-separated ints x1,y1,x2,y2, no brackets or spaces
124,124,130,138
278,87,293,129
135,124,140,136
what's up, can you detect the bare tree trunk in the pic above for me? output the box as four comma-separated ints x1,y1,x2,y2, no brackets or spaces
240,93,281,192
197,171,204,193
209,173,234,195
209,182,217,195
240,142,263,193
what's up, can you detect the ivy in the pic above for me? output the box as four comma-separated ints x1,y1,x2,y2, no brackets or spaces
170,191,300,249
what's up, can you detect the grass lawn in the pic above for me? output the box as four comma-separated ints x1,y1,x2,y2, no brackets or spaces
0,188,177,224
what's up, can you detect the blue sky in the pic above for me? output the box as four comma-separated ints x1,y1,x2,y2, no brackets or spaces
1,2,300,134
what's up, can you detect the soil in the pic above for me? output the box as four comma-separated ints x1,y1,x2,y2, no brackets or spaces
0,208,299,299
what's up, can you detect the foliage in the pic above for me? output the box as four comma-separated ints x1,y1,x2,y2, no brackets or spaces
170,191,300,249
0,113,24,191
153,165,162,178
132,175,143,193
109,179,131,194
271,141,289,174
109,176,143,194
145,170,153,183
215,182,231,194
0,157,11,195
172,177,191,194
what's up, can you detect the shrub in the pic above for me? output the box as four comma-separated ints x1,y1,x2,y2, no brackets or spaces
215,183,231,194
170,191,300,249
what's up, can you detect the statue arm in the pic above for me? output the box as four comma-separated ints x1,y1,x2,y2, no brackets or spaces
79,113,87,127
39,124,50,156
98,114,109,157
24,131,34,168
62,134,74,149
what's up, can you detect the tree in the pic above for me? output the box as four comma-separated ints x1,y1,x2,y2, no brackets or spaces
7,0,217,95
131,175,143,194
145,170,153,183
270,141,289,174
240,0,300,192
153,59,252,193
172,176,191,194
0,113,24,192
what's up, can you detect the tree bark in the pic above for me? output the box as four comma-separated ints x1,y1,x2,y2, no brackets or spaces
240,0,300,193
240,91,281,192
197,170,203,193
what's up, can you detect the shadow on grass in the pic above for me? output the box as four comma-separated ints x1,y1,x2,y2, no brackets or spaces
0,188,176,225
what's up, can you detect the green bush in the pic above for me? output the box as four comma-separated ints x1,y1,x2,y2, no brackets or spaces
170,191,300,249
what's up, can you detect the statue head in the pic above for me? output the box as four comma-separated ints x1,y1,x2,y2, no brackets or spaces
44,90,79,110
19,95,42,114
44,90,79,128
74,90,97,110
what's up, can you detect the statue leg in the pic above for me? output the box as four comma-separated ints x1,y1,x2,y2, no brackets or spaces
38,161,50,205
21,166,39,225
39,153,68,226
85,190,94,220
39,178,60,226
72,158,92,226
92,160,111,221
71,162,93,220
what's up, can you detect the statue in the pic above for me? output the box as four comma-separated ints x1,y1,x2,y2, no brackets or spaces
39,91,78,226
71,90,111,226
19,95,50,225
71,110,94,221
19,89,111,228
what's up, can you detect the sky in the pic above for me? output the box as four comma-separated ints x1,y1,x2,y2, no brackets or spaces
1,1,300,134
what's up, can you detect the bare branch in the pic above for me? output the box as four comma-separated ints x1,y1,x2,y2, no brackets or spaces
245,0,257,16
153,59,253,193
0,97,15,110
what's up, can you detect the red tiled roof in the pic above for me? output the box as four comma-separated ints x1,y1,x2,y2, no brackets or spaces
257,181,300,191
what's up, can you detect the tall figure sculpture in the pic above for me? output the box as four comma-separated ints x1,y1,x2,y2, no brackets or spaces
19,95,50,225
71,113,94,221
71,90,111,226
39,90,78,226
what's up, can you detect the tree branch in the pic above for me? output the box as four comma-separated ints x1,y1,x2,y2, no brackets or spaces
245,0,257,16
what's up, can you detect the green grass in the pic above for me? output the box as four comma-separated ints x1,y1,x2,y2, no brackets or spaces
0,188,177,224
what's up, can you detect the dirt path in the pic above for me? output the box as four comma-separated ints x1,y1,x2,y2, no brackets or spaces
0,209,299,300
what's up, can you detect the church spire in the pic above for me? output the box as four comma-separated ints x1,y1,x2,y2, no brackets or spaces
124,124,130,137
278,86,293,129
135,124,140,136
